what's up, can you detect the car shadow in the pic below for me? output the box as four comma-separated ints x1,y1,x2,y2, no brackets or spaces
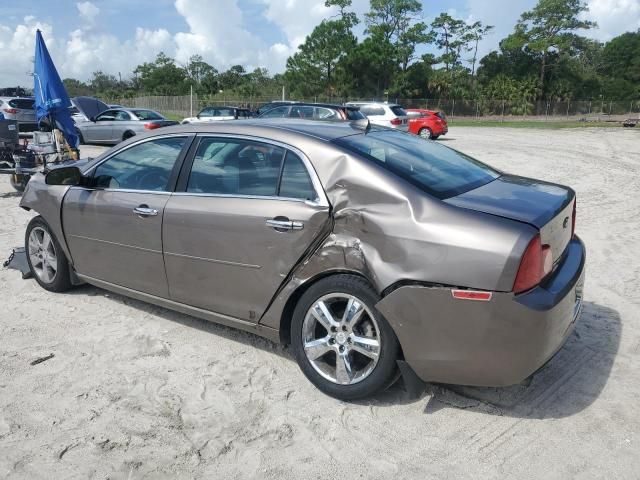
60,283,620,418
367,301,621,419
64,284,293,361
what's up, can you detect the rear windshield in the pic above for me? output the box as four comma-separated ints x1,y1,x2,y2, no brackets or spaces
345,108,366,120
334,130,499,199
9,98,35,109
390,106,407,117
435,111,446,120
132,110,163,120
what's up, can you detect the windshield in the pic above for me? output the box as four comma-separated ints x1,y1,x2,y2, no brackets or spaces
333,130,499,199
132,110,163,120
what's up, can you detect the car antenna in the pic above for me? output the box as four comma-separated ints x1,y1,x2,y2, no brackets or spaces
351,118,371,133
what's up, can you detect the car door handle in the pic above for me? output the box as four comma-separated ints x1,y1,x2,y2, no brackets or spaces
133,205,158,217
266,218,304,231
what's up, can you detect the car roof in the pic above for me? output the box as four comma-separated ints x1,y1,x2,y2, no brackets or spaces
131,118,376,143
282,102,357,110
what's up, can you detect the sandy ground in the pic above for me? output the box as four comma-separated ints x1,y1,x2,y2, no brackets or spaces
0,128,639,479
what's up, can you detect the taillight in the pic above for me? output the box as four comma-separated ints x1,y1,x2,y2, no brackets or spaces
3,108,18,114
390,118,402,125
571,198,576,237
144,122,161,130
513,234,553,294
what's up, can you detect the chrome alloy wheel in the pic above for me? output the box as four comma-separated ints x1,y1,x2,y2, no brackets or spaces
419,128,432,139
28,227,58,284
302,293,381,385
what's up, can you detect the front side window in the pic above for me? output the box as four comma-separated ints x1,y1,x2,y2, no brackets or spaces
93,136,187,191
187,138,285,196
279,152,315,200
95,110,117,121
334,130,499,199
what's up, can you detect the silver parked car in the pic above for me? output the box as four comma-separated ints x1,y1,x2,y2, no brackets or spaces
74,99,177,145
0,96,36,132
20,119,585,400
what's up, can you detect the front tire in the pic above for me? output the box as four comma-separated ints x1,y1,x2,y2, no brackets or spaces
122,131,135,141
291,275,400,400
9,174,28,192
25,216,72,292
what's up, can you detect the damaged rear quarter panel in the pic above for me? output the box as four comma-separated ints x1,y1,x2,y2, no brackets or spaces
259,140,535,333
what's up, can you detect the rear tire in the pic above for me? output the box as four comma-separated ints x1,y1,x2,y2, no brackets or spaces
291,274,400,400
418,127,433,140
25,216,73,293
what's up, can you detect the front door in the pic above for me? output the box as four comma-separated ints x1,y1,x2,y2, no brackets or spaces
163,136,331,321
85,109,116,143
62,135,191,297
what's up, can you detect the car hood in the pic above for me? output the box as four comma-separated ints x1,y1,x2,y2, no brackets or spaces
444,174,573,229
71,96,109,120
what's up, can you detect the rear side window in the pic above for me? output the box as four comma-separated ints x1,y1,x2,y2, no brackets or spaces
390,106,407,116
289,106,314,119
260,106,289,118
132,110,162,120
359,106,385,116
334,130,499,199
93,136,187,191
314,107,340,120
9,99,35,109
187,138,284,196
279,152,315,200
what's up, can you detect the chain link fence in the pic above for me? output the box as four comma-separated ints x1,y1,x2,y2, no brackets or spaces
106,94,640,122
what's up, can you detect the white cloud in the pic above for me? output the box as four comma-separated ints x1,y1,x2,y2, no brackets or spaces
76,2,100,25
582,0,640,41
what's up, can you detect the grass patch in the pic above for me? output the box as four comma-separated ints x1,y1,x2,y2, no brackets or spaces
160,112,184,122
449,119,626,129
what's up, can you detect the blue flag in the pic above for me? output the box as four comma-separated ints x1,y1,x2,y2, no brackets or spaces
33,30,78,148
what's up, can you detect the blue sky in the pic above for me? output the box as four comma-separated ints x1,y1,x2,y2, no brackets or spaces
1,0,638,86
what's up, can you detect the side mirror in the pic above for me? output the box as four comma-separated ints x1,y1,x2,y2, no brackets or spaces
45,166,84,186
89,116,96,122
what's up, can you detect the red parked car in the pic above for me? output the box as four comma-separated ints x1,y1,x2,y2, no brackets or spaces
406,109,448,140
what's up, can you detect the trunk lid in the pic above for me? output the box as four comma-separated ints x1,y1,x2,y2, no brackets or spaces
445,174,575,263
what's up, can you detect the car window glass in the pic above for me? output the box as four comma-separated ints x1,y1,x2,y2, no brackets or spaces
289,106,314,119
390,106,408,116
345,108,366,120
187,138,284,196
314,107,339,120
360,106,385,116
279,152,315,200
260,106,289,118
114,110,131,121
96,110,116,121
93,137,187,191
335,130,499,199
132,110,163,120
199,108,215,117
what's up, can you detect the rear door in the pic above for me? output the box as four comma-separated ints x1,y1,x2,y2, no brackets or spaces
62,135,192,297
163,135,331,321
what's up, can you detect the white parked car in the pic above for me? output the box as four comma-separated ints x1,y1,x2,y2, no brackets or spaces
182,106,252,124
345,102,409,131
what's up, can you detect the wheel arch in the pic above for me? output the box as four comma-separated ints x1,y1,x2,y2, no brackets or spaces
275,269,375,345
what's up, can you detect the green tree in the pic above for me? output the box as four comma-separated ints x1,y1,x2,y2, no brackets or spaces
285,0,358,96
503,0,595,94
134,52,188,95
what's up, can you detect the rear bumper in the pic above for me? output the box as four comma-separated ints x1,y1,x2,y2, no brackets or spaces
376,236,586,387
